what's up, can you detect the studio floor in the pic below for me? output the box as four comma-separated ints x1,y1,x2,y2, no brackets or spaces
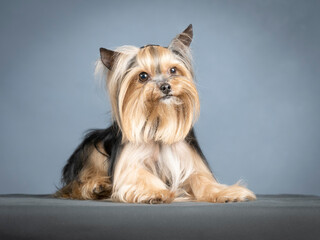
0,194,319,240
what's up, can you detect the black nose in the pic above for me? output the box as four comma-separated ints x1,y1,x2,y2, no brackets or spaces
160,83,171,95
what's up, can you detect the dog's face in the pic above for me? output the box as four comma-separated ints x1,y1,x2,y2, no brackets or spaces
99,25,199,144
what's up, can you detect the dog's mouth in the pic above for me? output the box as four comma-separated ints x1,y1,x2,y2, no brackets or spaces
160,94,173,100
159,95,183,105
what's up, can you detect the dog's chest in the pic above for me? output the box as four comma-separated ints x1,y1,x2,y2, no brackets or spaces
155,141,194,190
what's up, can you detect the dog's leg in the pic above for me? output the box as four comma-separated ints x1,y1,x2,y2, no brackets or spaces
56,143,112,200
76,145,112,200
113,167,175,203
188,150,256,203
111,143,174,203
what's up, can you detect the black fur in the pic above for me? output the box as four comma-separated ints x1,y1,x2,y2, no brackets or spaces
185,128,210,168
61,122,122,185
61,122,209,185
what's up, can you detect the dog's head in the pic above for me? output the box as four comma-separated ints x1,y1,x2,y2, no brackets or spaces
98,24,199,144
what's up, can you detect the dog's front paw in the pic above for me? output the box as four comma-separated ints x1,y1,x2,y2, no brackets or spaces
210,185,256,203
142,189,175,204
120,189,175,204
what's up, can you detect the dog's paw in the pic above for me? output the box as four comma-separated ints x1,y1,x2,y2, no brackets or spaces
81,177,112,199
142,190,175,204
92,180,112,197
210,185,256,203
126,189,175,204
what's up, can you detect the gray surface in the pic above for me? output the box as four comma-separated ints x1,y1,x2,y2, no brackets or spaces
1,0,320,196
0,194,320,240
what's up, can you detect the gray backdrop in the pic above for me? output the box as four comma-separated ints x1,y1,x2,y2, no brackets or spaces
1,0,319,195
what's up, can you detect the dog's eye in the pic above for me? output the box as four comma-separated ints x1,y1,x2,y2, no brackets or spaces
170,67,177,74
139,72,149,82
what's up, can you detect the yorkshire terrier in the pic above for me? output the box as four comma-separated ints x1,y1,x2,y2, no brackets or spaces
56,24,256,203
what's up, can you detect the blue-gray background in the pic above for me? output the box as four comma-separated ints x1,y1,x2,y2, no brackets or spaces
1,0,319,195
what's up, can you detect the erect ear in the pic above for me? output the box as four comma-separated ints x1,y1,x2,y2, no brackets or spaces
100,48,119,70
169,24,193,49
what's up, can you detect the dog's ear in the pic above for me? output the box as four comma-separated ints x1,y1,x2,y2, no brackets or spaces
100,48,119,70
169,24,193,49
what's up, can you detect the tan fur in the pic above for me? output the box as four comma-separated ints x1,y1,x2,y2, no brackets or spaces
56,144,112,200
115,47,200,144
104,45,199,145
188,149,256,202
111,143,171,203
110,140,256,203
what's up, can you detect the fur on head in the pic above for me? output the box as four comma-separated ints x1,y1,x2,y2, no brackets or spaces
95,24,199,144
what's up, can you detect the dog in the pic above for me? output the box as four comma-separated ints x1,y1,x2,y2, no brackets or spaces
56,24,256,203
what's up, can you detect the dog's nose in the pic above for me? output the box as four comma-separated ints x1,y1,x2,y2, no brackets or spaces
160,83,171,95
